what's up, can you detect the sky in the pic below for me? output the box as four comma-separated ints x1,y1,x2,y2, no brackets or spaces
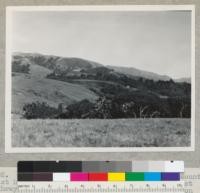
11,10,192,79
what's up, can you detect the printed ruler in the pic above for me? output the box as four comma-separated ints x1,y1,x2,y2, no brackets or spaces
17,181,184,193
1,167,200,193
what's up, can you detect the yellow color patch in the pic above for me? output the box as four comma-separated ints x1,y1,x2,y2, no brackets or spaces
108,172,125,181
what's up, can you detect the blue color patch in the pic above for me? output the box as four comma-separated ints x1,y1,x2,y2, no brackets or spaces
144,172,161,181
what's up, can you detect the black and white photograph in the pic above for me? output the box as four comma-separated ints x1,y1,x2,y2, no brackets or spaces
6,6,195,152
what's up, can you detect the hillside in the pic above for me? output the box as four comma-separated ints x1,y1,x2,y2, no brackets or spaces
107,65,171,81
12,62,97,117
12,52,191,119
13,52,102,72
13,52,191,83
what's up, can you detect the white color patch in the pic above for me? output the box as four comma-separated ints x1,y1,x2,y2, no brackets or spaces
53,173,70,181
165,161,184,172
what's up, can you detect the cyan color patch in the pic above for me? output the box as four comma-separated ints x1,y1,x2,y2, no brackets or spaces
144,172,161,181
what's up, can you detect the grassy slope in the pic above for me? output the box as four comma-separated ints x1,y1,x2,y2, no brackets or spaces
12,118,191,147
12,64,98,116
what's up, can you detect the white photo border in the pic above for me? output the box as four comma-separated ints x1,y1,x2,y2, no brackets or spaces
5,5,195,153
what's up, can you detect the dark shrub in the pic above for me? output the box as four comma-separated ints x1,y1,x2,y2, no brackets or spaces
23,101,59,119
64,99,95,118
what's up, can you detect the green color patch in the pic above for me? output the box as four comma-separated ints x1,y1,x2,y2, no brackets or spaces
125,172,144,181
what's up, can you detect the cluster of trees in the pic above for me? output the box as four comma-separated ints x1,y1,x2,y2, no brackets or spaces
12,61,30,74
47,66,191,98
60,97,162,119
18,63,191,119
23,102,61,119
23,96,191,119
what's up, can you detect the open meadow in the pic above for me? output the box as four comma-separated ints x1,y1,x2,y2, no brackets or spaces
12,118,191,147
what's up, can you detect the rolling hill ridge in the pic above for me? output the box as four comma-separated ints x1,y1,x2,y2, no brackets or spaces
12,52,191,118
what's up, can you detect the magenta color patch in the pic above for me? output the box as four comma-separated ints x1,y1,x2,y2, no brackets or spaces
70,172,88,181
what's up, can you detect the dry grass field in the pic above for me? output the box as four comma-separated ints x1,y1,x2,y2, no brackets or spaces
12,118,191,147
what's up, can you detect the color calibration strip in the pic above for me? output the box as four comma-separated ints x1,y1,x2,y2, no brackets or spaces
18,161,184,173
18,161,183,182
18,172,180,182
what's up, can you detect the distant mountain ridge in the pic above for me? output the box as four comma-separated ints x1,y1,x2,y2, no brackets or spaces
13,52,102,72
175,77,191,84
13,52,190,83
107,66,171,81
12,52,191,118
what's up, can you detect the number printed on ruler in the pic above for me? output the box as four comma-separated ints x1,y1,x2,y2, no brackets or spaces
18,181,185,193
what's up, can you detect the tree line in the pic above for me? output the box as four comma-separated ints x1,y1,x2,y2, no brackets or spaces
22,96,190,119
47,66,191,98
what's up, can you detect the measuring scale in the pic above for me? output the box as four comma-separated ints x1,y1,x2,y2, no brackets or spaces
18,181,184,193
